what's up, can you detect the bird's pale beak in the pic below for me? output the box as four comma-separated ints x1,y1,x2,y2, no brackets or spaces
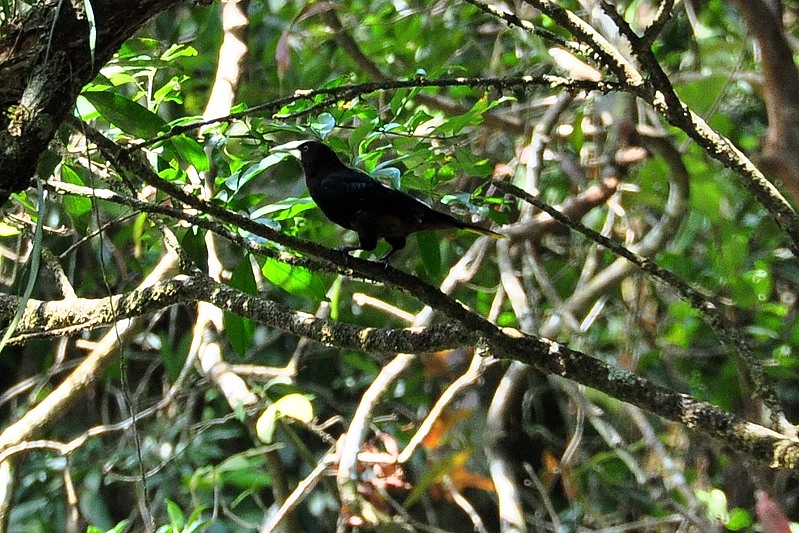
270,140,305,158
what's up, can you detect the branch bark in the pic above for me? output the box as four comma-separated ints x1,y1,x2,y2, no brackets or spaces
727,0,799,204
0,0,187,203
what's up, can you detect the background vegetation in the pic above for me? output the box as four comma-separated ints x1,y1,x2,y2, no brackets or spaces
1,0,799,531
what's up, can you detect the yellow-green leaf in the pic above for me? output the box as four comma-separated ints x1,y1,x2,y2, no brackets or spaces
261,257,328,301
256,394,314,443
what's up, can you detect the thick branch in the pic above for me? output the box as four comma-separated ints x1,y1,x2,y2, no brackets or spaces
728,0,799,203
0,0,185,204
6,258,799,467
4,275,474,353
69,124,799,468
136,75,620,149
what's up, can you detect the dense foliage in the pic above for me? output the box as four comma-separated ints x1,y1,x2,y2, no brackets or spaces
2,0,799,531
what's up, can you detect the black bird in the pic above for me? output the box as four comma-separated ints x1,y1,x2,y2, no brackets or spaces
273,140,502,261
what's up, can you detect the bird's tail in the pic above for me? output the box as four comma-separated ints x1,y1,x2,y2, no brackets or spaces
458,222,505,239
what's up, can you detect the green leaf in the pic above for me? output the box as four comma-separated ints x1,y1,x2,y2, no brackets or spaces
169,134,209,172
131,212,148,257
310,112,336,137
371,166,402,189
251,196,317,221
224,153,287,195
153,75,186,108
224,257,258,356
59,165,92,233
675,75,727,114
81,90,167,138
725,508,753,531
349,119,377,151
416,231,441,278
161,331,190,382
224,313,255,357
165,499,185,530
36,148,61,181
160,43,198,62
181,228,208,271
261,257,328,301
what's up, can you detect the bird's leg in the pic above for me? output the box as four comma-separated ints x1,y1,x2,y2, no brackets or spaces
337,245,362,255
336,245,360,265
379,236,407,264
336,233,377,263
378,247,398,264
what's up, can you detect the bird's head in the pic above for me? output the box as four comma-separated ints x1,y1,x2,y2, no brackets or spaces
271,140,345,177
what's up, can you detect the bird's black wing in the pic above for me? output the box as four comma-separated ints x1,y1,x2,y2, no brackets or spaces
312,168,463,238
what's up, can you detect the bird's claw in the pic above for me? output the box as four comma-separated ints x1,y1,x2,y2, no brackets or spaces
337,246,359,266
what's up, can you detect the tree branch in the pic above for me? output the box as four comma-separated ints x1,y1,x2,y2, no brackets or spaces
59,123,799,468
0,0,186,204
727,0,799,203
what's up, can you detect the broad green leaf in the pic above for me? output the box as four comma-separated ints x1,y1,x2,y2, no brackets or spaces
416,231,441,278
169,134,209,172
675,75,728,114
261,257,328,301
725,508,752,531
250,197,316,221
165,499,185,530
310,112,336,137
224,153,287,194
161,331,190,382
81,90,167,138
349,118,377,151
371,166,402,189
224,257,258,356
181,228,208,271
36,147,61,181
59,165,92,231
230,256,258,295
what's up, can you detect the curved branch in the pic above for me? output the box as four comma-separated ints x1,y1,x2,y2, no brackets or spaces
135,75,621,149
322,8,525,134
59,123,799,468
0,0,186,204
4,254,798,467
727,0,799,203
5,275,475,354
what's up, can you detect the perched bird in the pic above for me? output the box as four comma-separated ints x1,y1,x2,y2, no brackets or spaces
273,140,502,261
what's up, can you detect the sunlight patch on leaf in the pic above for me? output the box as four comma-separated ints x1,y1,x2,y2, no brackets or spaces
251,196,316,221
261,257,328,301
256,393,314,443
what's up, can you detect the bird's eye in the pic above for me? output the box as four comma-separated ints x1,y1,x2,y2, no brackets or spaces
301,145,308,152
